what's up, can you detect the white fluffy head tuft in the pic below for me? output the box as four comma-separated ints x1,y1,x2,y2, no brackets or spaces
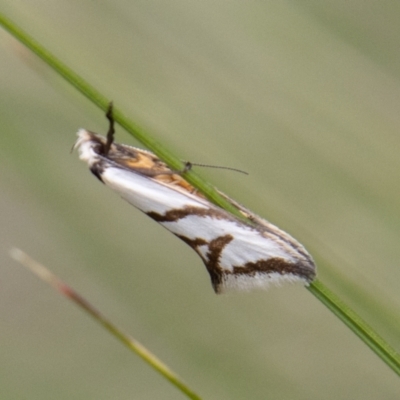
74,129,102,166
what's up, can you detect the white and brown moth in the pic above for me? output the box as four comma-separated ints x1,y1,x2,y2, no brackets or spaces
75,117,316,293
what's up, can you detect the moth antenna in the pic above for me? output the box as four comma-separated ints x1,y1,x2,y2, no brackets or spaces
183,161,248,175
104,101,115,155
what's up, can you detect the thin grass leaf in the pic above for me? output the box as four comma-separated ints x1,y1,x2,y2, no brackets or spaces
308,280,400,376
9,248,203,400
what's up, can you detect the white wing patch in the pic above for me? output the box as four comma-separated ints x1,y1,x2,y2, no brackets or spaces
75,129,316,293
161,217,297,268
102,167,209,214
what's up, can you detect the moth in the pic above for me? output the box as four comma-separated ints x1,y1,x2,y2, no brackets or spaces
75,114,316,293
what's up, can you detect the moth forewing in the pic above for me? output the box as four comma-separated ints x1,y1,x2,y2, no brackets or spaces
75,129,316,293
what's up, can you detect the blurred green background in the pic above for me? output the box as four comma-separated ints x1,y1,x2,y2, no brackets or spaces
1,1,400,399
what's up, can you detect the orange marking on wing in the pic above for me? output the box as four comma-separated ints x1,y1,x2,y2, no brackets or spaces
106,142,204,198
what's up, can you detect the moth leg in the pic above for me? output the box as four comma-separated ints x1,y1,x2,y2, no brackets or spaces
104,101,115,156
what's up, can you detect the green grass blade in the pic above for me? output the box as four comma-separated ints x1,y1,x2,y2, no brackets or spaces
10,249,203,400
1,11,400,379
308,280,400,376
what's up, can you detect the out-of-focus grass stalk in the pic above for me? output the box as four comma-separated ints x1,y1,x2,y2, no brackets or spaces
10,248,203,400
1,12,400,378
